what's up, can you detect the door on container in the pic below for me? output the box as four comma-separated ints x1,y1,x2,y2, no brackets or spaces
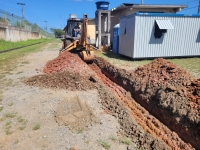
125,16,135,58
119,20,127,55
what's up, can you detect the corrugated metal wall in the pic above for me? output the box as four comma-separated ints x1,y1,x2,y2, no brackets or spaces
119,14,200,58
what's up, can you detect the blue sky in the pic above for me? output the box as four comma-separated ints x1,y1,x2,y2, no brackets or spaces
0,0,199,32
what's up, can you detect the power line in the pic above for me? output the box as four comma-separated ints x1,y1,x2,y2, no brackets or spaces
181,0,198,4
182,5,198,11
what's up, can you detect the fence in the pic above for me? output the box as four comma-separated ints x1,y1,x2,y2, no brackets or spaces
0,9,53,38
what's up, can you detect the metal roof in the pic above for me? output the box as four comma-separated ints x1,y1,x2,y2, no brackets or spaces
155,20,174,29
111,3,187,13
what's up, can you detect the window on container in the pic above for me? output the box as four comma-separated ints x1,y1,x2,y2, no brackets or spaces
154,20,174,38
120,21,126,35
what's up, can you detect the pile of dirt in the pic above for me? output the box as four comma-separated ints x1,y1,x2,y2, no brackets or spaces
25,52,97,90
43,52,94,77
133,58,200,106
24,71,97,91
133,58,194,87
94,56,199,149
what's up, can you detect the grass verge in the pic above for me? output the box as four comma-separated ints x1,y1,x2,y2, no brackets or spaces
0,38,50,51
98,139,110,149
95,50,200,78
33,123,40,130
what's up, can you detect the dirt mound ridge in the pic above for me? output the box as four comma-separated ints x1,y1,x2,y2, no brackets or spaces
133,58,194,87
133,58,200,107
24,71,97,91
89,63,192,150
94,56,199,149
43,52,93,77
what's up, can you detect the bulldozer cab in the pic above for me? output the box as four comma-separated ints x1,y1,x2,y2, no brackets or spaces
65,20,82,38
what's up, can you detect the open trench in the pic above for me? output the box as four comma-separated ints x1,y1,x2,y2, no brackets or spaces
88,62,193,150
25,52,198,149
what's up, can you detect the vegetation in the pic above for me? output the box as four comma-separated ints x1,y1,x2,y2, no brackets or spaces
0,39,53,74
19,126,26,130
33,123,40,130
7,102,13,106
0,106,3,112
95,50,200,79
17,116,24,122
4,113,16,118
98,139,110,149
0,38,50,51
50,28,65,38
119,137,131,145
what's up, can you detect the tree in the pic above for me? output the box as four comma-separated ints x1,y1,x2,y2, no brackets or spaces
50,28,64,38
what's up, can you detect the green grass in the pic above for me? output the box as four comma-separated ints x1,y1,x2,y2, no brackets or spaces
33,123,40,130
95,51,151,70
5,120,11,126
110,135,117,142
167,58,200,78
95,51,200,79
119,137,131,145
14,139,19,144
0,38,58,99
4,113,16,118
0,106,3,112
77,128,83,134
7,102,13,106
5,129,13,135
98,139,110,149
0,38,49,51
0,39,53,77
19,126,26,130
17,116,24,122
5,125,12,130
0,117,6,122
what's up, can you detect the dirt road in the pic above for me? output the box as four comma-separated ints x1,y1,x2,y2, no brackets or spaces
0,40,198,150
0,41,132,150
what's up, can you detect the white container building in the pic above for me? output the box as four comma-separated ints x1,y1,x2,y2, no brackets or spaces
119,13,200,59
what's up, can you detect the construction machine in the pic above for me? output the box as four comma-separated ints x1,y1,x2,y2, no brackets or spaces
61,14,97,63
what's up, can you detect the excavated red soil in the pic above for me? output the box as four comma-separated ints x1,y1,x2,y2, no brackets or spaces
89,63,192,150
24,71,97,91
94,57,199,149
43,52,93,77
24,52,196,149
133,58,200,108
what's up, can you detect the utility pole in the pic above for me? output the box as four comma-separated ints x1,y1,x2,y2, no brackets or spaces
198,0,200,14
17,3,25,19
44,21,47,31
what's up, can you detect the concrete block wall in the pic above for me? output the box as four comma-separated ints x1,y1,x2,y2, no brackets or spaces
0,24,43,42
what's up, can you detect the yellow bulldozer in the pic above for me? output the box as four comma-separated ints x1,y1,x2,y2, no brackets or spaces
60,14,97,63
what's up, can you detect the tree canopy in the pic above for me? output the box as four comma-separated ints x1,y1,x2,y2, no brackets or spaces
50,28,65,38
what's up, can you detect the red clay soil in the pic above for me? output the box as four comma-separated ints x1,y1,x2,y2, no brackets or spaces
26,52,97,90
43,52,93,77
24,53,197,149
94,57,200,149
133,58,200,108
89,63,193,150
